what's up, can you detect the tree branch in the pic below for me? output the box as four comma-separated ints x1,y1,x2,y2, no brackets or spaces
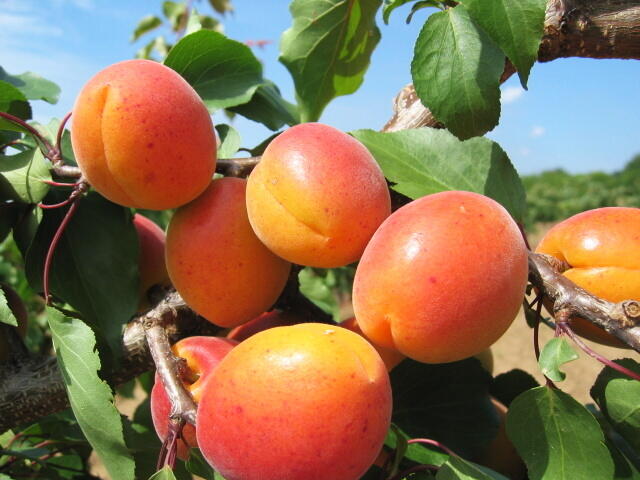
529,252,640,351
383,0,640,132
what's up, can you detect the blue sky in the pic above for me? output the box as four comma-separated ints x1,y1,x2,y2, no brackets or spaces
1,0,639,175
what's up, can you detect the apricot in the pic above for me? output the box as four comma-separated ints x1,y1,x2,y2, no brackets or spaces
0,283,28,363
340,317,405,370
475,398,526,480
246,123,391,268
352,191,528,364
535,207,640,346
133,214,170,308
150,336,236,460
226,309,300,342
166,177,291,328
196,323,392,480
71,59,216,210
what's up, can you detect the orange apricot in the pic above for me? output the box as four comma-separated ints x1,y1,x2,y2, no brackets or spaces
71,59,216,210
133,214,170,308
246,123,390,268
150,336,236,460
165,177,291,328
535,207,640,346
340,317,405,370
226,309,300,342
352,191,528,364
196,323,392,480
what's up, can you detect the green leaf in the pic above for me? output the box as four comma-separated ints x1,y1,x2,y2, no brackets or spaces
25,192,139,357
298,267,354,322
0,67,60,104
391,358,498,459
463,0,546,87
385,425,449,468
406,1,442,24
208,0,233,14
383,0,417,23
165,30,264,111
538,337,579,382
163,1,187,31
47,307,135,480
186,448,215,479
280,0,382,122
215,124,241,159
0,80,32,134
0,287,18,327
411,5,504,139
131,15,163,42
351,128,526,222
0,148,51,203
591,358,640,453
149,466,177,480
228,81,299,131
507,386,615,480
136,36,171,60
437,455,507,480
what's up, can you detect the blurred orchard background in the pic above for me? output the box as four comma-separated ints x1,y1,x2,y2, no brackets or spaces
1,0,639,406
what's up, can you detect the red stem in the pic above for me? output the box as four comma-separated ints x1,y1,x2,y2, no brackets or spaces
55,112,72,157
558,322,640,382
42,180,80,188
39,198,74,209
0,111,54,153
43,200,80,304
407,438,457,458
517,222,532,251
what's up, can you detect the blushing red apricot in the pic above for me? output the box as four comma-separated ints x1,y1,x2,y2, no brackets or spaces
535,207,640,346
196,323,392,480
0,283,28,363
166,177,291,328
246,123,391,268
150,336,236,460
133,214,170,308
340,317,405,370
226,309,300,342
71,59,216,210
353,191,528,364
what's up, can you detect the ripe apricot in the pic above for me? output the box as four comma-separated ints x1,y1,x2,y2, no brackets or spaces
340,317,405,370
166,177,291,328
71,59,216,210
0,283,28,363
535,207,640,346
196,323,392,480
352,191,528,364
246,123,390,268
150,336,236,460
475,398,526,480
133,214,170,308
226,309,300,342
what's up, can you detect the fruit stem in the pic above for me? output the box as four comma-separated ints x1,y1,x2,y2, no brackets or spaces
558,321,640,382
0,111,55,153
407,438,457,457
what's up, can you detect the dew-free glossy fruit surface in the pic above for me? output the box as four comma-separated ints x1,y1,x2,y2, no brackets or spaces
353,191,528,364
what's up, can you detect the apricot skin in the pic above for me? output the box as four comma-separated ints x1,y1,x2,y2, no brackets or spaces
166,177,291,328
352,191,529,364
196,323,392,480
536,207,640,346
0,283,28,363
246,123,391,268
133,214,170,308
226,310,300,342
71,59,216,210
150,336,236,460
340,317,405,370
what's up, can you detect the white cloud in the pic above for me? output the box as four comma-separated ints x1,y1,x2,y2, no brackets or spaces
501,86,525,104
0,12,64,38
530,126,546,138
519,147,532,157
